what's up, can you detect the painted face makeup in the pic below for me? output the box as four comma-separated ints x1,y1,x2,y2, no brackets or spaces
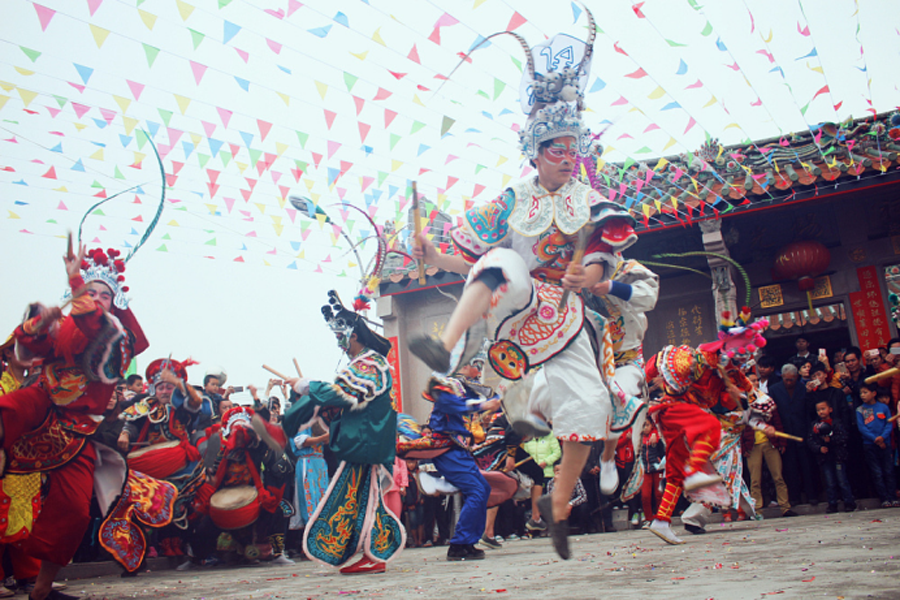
543,138,578,164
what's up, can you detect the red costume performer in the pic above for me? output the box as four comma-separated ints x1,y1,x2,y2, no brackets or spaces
0,244,174,599
643,344,753,545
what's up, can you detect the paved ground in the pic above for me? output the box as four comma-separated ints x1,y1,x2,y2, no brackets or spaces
60,508,899,600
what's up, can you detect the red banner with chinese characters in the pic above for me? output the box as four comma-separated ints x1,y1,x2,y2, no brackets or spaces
849,266,891,352
386,336,402,412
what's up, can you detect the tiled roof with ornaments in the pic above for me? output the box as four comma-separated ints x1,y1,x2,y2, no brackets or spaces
583,111,900,231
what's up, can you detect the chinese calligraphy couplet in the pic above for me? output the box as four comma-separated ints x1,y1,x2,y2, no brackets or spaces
849,266,890,352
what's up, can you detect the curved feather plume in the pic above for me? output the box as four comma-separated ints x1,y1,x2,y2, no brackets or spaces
329,202,387,284
434,30,534,97
653,251,751,306
76,129,165,264
125,130,166,263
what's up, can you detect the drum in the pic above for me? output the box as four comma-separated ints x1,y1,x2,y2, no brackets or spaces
127,440,186,480
209,486,260,530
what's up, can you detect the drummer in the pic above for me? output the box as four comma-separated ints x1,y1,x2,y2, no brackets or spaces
118,357,202,479
417,357,500,561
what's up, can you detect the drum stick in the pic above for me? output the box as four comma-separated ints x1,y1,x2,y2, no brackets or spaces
513,456,534,469
888,413,899,423
292,358,303,378
865,367,899,385
262,364,291,381
772,431,803,442
412,181,426,285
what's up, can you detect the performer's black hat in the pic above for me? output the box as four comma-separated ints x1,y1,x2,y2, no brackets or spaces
322,290,392,357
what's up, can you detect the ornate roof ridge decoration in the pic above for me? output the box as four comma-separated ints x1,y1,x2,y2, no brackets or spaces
581,111,900,231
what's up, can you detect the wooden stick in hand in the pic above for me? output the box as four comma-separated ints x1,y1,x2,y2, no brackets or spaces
412,181,426,285
292,358,303,378
262,364,291,381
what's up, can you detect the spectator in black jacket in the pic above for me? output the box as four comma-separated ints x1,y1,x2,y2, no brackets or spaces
808,398,856,513
770,364,818,505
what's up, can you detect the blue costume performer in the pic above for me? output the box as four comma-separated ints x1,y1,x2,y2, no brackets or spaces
421,366,500,561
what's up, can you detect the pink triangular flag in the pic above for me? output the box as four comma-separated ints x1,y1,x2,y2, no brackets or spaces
373,87,392,101
34,4,56,31
327,140,341,159
190,61,207,85
71,102,91,119
408,44,420,64
353,96,365,115
100,108,116,124
42,166,57,179
87,0,103,16
127,80,144,101
235,48,249,63
358,122,370,143
287,0,302,17
217,107,233,128
507,11,526,31
257,119,272,141
323,109,337,129
384,109,397,128
46,107,61,118
266,38,282,54
223,197,236,213
271,171,282,184
167,128,183,146
68,82,86,93
202,120,216,137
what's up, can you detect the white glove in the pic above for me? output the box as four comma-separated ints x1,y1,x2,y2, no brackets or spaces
293,433,309,448
292,378,310,396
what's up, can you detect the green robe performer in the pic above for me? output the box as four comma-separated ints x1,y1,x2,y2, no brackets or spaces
254,291,404,575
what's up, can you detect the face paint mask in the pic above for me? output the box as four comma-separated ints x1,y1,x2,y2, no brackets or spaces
542,139,578,164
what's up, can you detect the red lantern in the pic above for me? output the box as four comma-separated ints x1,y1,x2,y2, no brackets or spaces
771,241,831,311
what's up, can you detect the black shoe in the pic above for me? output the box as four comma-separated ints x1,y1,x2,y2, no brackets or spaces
537,494,570,560
843,502,857,512
781,509,798,517
825,504,838,514
409,336,451,373
684,524,706,535
447,543,485,561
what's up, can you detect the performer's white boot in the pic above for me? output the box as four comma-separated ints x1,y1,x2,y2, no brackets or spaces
683,470,722,491
648,519,684,545
599,459,619,495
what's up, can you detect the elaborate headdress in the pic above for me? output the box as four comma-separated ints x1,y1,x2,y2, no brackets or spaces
444,2,598,162
145,356,198,395
649,345,705,396
322,290,392,357
698,309,769,364
76,247,130,309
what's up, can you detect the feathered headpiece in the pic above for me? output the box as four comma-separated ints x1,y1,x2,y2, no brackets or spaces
145,356,198,395
442,1,598,162
322,290,392,357
698,308,769,362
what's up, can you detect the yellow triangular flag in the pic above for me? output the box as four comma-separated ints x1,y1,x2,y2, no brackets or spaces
275,142,289,156
315,81,328,100
703,94,717,108
501,174,512,187
254,203,267,214
272,223,284,236
663,137,677,151
14,67,35,76
647,86,665,100
74,123,87,131
16,88,37,108
236,161,248,173
167,219,180,226
8,211,20,219
474,0,489,7
205,203,217,215
263,259,271,267
304,179,316,192
122,115,139,135
176,0,194,21
190,132,202,146
277,92,290,106
654,157,669,171
297,250,305,259
133,151,145,165
90,24,110,48
350,50,368,60
0,81,15,92
372,27,386,46
310,192,320,203
113,95,131,113
138,9,156,30
412,94,425,107
391,159,403,172
174,94,191,115
276,197,286,209
0,96,11,111
316,213,328,227
54,186,68,192
90,148,104,160
496,155,508,167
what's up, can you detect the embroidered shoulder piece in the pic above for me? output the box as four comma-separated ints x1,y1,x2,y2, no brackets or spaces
508,178,595,237
332,350,391,410
120,397,169,424
424,374,467,402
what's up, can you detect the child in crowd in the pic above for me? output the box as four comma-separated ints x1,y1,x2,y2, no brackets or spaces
808,399,856,513
856,383,899,508
402,459,425,547
640,417,666,527
547,462,587,519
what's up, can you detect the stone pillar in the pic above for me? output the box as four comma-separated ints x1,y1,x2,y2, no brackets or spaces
699,219,737,318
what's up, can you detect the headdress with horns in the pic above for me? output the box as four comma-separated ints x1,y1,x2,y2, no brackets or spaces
322,290,392,357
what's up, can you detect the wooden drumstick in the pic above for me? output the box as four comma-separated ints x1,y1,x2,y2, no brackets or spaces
412,181,426,285
865,368,899,385
772,431,803,442
513,456,534,469
262,364,291,381
292,358,303,378
888,413,899,423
